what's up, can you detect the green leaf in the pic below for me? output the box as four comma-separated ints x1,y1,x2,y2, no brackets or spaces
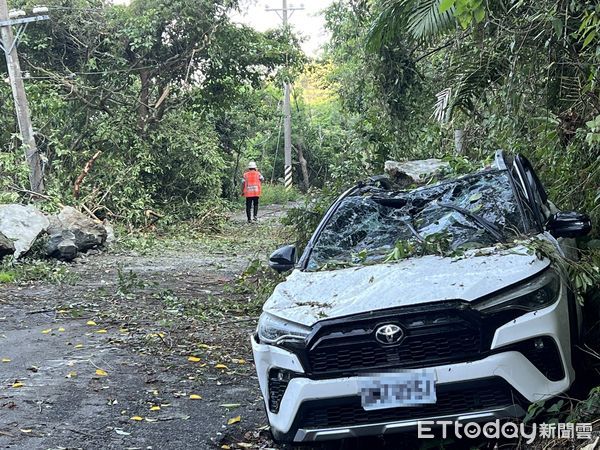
582,30,597,49
547,400,564,414
474,7,486,23
458,13,472,29
469,193,482,202
439,0,455,14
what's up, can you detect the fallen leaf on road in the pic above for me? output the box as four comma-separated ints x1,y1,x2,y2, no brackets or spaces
12,382,23,388
150,406,160,411
197,344,212,349
66,371,77,379
189,394,202,400
19,429,32,433
145,418,158,423
74,344,84,349
237,444,252,449
119,328,128,333
96,329,108,334
219,404,241,409
86,321,97,326
221,446,231,450
227,416,241,425
114,429,130,436
57,309,68,313
215,364,228,370
187,356,201,362
41,329,52,334
130,416,143,421
95,369,108,377
1,358,10,363
58,327,65,332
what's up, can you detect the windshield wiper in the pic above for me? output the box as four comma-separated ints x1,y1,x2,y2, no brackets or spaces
437,202,505,242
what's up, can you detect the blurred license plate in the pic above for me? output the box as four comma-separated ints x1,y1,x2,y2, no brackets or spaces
358,371,436,411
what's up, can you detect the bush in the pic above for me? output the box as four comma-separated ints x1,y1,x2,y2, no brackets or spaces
237,183,301,206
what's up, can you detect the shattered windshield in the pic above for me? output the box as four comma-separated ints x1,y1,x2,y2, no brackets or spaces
307,169,530,270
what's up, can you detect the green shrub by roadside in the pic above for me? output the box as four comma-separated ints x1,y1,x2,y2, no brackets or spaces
237,183,301,207
0,259,79,285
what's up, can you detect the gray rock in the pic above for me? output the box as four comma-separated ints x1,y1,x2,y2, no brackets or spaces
47,230,78,261
103,220,115,245
385,159,450,185
0,204,50,258
0,231,15,258
58,206,106,251
57,239,78,261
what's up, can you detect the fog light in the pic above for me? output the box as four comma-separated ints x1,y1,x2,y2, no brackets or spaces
268,369,299,413
534,338,545,350
532,290,549,306
277,370,291,382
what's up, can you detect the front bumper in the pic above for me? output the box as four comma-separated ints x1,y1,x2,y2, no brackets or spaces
252,288,575,443
293,404,526,442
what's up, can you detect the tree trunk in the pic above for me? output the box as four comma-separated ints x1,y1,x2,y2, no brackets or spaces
294,143,310,192
137,69,150,132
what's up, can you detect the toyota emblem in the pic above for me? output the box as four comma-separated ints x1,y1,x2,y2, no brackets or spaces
375,324,404,345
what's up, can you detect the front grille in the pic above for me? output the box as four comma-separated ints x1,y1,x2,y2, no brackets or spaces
305,305,483,377
298,377,522,429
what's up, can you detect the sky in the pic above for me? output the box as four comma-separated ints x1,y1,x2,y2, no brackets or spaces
231,0,334,57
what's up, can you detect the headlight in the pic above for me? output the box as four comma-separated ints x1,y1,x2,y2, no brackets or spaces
257,313,311,344
475,270,560,314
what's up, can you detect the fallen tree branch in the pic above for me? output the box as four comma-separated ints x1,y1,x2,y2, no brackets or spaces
74,151,102,199
217,317,258,326
8,184,54,202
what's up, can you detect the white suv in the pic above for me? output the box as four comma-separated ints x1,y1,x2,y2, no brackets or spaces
251,152,591,444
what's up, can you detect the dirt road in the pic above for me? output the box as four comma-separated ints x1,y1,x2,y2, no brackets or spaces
0,204,294,450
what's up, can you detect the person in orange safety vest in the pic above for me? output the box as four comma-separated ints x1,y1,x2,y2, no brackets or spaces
242,161,264,223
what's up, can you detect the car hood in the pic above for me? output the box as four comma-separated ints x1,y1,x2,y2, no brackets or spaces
263,245,550,327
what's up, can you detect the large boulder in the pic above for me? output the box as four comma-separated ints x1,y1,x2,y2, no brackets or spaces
0,204,50,258
47,207,107,259
385,159,450,186
47,229,78,261
0,231,15,258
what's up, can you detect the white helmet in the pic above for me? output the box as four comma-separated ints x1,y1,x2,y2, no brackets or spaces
248,161,257,169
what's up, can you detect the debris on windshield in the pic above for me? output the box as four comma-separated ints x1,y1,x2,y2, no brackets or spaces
308,168,534,270
384,232,453,262
384,159,450,186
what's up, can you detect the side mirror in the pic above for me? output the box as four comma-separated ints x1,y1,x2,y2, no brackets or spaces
547,211,591,238
269,245,296,273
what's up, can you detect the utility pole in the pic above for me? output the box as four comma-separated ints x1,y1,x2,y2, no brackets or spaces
266,0,303,190
0,2,49,193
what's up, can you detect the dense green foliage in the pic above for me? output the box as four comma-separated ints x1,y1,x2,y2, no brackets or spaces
319,0,600,234
1,0,598,231
0,0,303,223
